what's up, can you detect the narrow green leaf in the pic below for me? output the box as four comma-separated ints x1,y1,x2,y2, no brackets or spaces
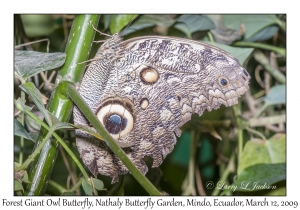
82,179,93,196
221,14,281,40
175,15,215,38
264,84,286,105
14,118,33,141
122,15,175,36
247,25,279,42
19,82,51,126
25,113,42,131
29,132,39,143
14,180,24,192
103,14,112,31
48,112,73,130
109,14,138,34
14,50,66,81
233,163,285,192
203,41,253,65
238,133,286,174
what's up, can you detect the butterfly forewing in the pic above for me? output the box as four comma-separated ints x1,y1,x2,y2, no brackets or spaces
73,34,250,183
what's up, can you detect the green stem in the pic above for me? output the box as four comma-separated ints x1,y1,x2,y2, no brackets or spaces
14,99,90,181
19,91,25,164
25,15,100,195
68,178,83,192
63,82,162,196
253,50,286,84
211,152,235,196
49,178,83,194
244,127,266,140
255,103,269,118
207,31,215,43
232,104,243,163
249,114,286,127
182,131,197,195
233,41,286,57
48,180,67,193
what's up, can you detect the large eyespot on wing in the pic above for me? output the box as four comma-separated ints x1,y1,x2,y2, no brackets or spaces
96,98,134,140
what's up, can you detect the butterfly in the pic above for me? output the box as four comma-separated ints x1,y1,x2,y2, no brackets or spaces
73,33,250,183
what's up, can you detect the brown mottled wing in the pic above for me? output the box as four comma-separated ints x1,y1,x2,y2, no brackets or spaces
73,36,250,183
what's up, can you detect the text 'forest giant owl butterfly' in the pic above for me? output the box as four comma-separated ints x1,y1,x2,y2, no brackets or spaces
73,23,250,183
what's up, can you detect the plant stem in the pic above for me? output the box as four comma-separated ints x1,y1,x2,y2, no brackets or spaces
249,114,286,127
48,180,67,193
25,15,100,195
182,131,197,195
233,41,286,57
64,82,162,196
211,151,235,196
69,178,83,193
253,50,286,84
19,91,25,164
14,99,90,181
232,103,243,163
244,127,266,140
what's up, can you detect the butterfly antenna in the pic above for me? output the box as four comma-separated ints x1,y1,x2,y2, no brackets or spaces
90,21,112,37
120,15,137,37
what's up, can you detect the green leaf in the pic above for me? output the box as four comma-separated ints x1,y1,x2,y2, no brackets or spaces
247,25,279,42
14,50,66,81
238,133,286,174
19,82,51,126
20,14,57,37
264,84,286,105
29,132,39,143
22,170,30,184
48,112,73,130
14,118,33,141
103,15,112,31
109,14,138,34
233,163,285,192
15,98,33,113
82,179,93,196
14,162,21,169
206,14,244,45
174,15,215,38
221,14,281,40
25,112,42,131
14,180,24,192
122,15,175,36
203,41,253,65
265,186,286,195
91,178,104,191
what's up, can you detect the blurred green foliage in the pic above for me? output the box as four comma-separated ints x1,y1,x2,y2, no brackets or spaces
14,14,286,196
